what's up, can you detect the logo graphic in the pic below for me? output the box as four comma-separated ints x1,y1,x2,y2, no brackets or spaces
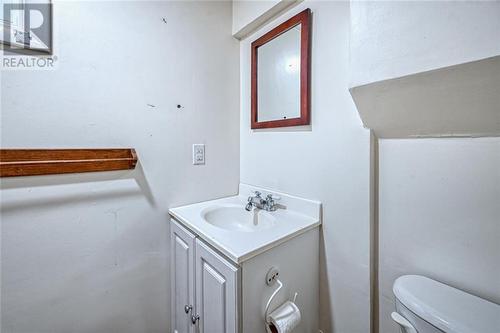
2,2,52,54
1,2,56,70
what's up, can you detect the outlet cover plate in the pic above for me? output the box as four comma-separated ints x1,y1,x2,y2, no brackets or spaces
192,144,205,165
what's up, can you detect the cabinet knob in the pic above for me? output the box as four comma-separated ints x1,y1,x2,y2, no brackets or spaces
191,314,200,325
184,305,192,314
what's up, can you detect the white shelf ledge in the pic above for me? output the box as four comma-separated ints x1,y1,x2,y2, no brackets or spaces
350,56,500,138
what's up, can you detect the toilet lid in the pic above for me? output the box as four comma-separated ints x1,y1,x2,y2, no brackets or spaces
393,275,500,333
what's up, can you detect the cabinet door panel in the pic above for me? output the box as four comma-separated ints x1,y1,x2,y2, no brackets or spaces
170,220,196,333
195,240,239,333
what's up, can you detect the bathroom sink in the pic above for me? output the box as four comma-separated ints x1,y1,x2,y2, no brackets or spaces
169,184,321,263
202,205,276,232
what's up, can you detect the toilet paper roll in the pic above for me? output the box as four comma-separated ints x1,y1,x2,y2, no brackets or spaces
266,301,301,333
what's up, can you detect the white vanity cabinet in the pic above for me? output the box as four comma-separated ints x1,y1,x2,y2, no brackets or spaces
170,220,320,333
171,220,239,333
169,184,321,333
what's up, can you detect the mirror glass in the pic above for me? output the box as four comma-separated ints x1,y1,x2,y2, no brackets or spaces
257,25,301,122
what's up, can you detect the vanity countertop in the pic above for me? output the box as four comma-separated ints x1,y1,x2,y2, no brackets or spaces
169,184,321,264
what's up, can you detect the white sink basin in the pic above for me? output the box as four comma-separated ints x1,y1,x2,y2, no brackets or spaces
202,205,276,232
169,184,321,263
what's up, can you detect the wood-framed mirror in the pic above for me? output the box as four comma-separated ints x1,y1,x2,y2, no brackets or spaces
251,8,311,129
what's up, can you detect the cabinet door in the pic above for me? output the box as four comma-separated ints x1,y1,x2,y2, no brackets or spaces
194,239,240,333
170,220,196,333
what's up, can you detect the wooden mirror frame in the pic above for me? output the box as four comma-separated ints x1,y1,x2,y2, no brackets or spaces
251,8,311,129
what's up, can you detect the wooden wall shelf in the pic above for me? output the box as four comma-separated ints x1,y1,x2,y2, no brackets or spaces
0,148,138,178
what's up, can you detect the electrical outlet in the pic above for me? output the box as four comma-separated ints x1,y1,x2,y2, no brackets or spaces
192,144,205,165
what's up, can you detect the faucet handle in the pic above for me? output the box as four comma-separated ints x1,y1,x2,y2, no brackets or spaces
266,194,281,201
248,191,262,203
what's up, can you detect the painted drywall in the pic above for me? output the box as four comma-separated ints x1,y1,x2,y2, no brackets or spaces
232,0,299,39
0,1,239,332
349,1,500,138
378,137,500,333
350,0,500,87
239,2,372,332
233,0,280,34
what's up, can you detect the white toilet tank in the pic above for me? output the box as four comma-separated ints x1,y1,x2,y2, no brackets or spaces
392,275,500,333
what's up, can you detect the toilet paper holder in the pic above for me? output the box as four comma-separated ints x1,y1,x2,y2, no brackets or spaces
264,275,299,326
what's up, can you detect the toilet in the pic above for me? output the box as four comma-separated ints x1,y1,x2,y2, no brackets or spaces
392,275,500,333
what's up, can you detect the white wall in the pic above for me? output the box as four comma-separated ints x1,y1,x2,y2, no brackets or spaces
378,138,500,333
349,1,500,138
239,2,372,332
232,0,299,39
0,1,239,332
233,0,281,34
350,1,500,87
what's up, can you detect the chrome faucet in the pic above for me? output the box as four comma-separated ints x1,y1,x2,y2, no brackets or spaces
245,191,280,212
